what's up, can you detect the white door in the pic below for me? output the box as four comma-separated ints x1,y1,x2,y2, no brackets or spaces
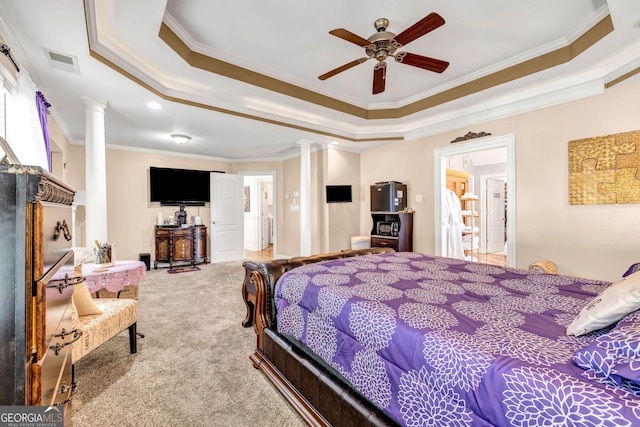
260,180,270,250
486,178,506,253
210,172,244,262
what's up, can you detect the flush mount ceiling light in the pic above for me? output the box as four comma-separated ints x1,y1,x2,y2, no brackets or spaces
171,134,190,144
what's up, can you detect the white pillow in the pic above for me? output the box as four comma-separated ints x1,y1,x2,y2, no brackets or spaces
567,271,640,336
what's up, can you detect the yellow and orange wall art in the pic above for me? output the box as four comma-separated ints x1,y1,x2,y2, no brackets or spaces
568,130,640,205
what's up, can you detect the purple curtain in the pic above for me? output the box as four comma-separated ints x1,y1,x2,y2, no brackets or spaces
36,91,52,171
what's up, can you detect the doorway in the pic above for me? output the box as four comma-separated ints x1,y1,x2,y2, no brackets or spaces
434,134,516,267
241,171,276,261
482,175,507,265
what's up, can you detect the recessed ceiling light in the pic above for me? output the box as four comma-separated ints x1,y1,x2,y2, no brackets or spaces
329,141,340,145
146,101,162,110
171,134,190,144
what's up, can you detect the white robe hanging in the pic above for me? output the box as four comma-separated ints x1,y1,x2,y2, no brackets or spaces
444,188,465,259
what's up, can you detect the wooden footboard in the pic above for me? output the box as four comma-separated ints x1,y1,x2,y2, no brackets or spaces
243,248,398,427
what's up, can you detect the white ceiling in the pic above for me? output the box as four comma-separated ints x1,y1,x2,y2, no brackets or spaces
0,0,639,161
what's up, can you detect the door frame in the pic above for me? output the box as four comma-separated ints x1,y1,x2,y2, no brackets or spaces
433,134,516,267
239,170,277,257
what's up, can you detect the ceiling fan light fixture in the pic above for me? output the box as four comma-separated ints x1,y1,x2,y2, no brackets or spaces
374,18,389,32
320,13,447,94
171,134,191,144
368,30,396,44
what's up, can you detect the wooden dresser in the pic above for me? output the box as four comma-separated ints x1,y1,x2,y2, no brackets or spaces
154,225,207,269
0,165,77,423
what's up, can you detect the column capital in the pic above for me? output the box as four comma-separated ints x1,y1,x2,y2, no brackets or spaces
81,96,108,112
296,139,314,148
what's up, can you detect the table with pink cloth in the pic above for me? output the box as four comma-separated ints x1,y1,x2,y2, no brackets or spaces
82,260,147,293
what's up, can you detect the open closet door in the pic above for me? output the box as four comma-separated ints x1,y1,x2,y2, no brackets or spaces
210,172,244,262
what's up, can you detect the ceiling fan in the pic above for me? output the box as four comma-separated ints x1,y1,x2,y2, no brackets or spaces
318,13,449,94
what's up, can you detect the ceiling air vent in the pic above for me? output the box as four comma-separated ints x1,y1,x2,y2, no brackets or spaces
44,48,79,74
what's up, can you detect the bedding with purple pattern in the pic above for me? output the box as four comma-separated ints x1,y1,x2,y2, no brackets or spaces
274,252,640,427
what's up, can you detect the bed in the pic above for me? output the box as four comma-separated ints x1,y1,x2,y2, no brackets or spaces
243,249,640,427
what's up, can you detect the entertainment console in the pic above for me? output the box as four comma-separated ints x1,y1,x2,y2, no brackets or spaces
154,225,207,269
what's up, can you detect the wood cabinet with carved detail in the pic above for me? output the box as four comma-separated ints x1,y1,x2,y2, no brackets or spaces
154,225,207,269
0,165,77,425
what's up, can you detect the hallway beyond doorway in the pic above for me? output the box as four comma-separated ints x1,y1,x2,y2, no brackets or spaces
479,251,507,267
244,244,273,263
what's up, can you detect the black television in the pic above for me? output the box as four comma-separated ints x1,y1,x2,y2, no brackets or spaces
325,185,352,203
149,167,211,206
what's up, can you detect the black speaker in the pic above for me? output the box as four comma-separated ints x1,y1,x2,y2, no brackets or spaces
139,253,151,271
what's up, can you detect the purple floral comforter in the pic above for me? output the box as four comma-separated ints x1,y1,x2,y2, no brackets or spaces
274,252,640,426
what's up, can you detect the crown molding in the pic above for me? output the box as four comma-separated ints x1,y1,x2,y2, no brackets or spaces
79,1,640,153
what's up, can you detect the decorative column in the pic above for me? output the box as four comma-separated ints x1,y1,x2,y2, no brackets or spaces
71,190,86,247
297,139,313,256
82,96,108,245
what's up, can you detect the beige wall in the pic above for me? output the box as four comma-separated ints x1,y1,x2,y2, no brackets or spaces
360,138,432,245
48,117,74,184
279,155,302,256
103,149,231,261
325,148,361,252
361,79,640,281
49,79,640,281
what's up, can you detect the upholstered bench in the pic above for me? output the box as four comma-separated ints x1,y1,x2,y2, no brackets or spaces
68,270,140,365
68,249,142,364
71,298,139,364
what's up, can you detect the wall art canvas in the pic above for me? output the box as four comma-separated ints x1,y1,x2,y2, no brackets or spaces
568,130,640,204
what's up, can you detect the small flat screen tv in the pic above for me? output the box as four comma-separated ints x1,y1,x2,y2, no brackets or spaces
149,167,211,206
325,185,352,203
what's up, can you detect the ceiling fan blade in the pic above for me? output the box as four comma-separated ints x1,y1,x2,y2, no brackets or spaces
329,28,372,47
372,62,387,94
394,12,445,47
395,52,449,73
318,58,368,80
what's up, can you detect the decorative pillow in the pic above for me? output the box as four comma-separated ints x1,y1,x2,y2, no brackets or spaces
566,271,640,336
70,297,80,331
573,311,640,388
623,262,640,278
72,247,96,265
72,282,102,316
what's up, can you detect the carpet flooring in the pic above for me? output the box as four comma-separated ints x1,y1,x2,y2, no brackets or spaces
72,261,305,427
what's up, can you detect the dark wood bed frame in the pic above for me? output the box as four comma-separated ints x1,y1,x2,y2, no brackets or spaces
242,248,400,427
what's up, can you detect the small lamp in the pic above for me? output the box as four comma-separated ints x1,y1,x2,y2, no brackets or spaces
171,134,190,144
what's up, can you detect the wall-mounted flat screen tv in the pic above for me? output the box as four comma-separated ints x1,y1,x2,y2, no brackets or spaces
149,167,211,206
325,185,352,203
